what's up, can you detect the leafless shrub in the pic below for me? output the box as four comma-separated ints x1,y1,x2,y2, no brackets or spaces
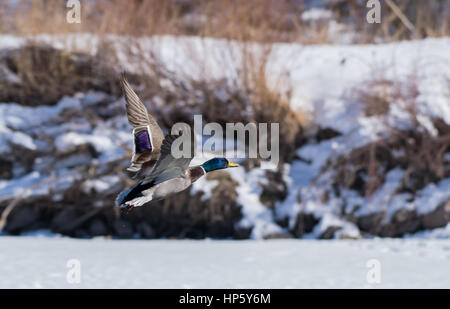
0,41,120,106
334,114,450,197
335,74,450,197
352,71,420,117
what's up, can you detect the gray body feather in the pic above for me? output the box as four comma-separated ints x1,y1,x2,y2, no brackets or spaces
116,134,200,208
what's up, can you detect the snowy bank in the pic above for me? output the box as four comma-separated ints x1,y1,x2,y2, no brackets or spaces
0,34,449,239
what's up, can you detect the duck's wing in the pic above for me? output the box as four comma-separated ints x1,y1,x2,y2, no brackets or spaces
121,74,165,176
121,75,163,135
142,134,196,186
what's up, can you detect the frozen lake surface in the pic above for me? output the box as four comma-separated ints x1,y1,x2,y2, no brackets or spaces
1,236,450,288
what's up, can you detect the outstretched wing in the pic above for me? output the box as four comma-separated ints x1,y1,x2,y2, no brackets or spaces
121,74,151,128
142,134,196,186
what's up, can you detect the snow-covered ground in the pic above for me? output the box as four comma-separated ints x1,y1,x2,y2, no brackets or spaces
1,236,450,288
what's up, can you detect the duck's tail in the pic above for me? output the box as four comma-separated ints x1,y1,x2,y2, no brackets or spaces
115,188,133,207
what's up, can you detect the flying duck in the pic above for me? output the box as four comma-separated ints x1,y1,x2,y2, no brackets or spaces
116,134,239,210
121,75,164,178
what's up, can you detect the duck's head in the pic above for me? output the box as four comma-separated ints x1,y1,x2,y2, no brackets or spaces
201,158,239,173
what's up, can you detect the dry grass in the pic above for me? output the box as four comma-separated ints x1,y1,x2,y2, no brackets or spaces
354,71,420,117
331,0,449,43
1,1,448,44
0,41,120,105
0,0,305,42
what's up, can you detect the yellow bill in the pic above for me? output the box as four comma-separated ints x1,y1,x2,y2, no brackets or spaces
227,161,240,167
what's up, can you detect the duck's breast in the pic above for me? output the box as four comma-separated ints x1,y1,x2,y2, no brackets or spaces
188,166,206,183
151,176,192,199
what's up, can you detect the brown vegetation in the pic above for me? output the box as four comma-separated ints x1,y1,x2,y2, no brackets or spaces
1,0,448,44
0,42,120,106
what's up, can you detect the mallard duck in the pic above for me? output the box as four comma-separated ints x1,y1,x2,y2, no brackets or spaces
121,75,164,178
116,135,239,210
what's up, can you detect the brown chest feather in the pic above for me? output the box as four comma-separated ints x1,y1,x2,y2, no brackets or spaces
188,166,206,183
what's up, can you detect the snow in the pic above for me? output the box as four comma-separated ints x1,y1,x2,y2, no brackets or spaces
275,141,335,224
52,119,128,164
0,97,84,154
54,131,119,161
0,170,82,202
301,8,332,22
0,172,44,201
409,223,450,239
313,213,361,239
191,177,219,201
226,162,284,239
0,123,36,153
82,175,121,195
0,63,21,83
414,179,450,215
0,97,81,130
1,237,450,288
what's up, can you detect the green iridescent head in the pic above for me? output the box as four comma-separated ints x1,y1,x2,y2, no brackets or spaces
201,158,239,173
